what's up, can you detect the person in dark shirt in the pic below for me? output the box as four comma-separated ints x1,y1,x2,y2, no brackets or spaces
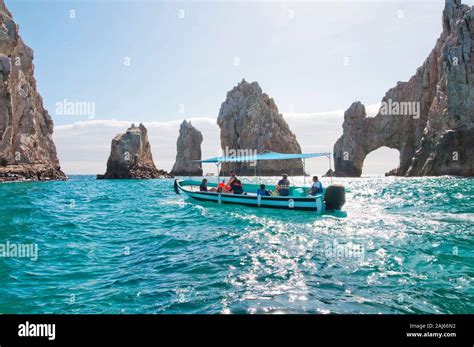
200,178,218,192
226,170,238,187
230,179,243,194
199,178,208,192
256,184,270,196
275,174,290,196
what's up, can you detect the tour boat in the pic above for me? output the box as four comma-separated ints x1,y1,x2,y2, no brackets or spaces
173,152,346,215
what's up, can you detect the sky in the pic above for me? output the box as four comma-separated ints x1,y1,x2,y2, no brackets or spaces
6,0,473,175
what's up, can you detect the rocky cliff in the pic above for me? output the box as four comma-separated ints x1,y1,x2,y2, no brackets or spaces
217,79,303,176
98,123,170,179
0,0,65,182
171,120,203,176
332,0,473,177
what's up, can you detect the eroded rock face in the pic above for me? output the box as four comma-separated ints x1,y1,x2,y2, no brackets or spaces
171,120,203,176
98,123,170,179
332,0,473,177
0,0,65,182
217,79,303,175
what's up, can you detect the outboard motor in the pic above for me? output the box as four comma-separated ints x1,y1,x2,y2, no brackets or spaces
324,184,345,210
173,179,180,195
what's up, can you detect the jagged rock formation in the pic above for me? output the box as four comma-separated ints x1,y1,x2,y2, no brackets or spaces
0,0,65,182
332,0,473,177
97,123,170,179
217,79,303,175
171,120,203,176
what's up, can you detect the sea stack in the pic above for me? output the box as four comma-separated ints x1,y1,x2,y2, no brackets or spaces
0,0,65,182
217,79,303,175
97,123,170,179
331,0,473,177
171,120,203,176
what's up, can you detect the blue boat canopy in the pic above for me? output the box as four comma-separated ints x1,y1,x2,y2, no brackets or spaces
195,151,331,163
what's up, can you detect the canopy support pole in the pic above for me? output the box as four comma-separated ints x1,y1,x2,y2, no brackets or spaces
328,154,333,184
290,166,293,186
303,158,306,185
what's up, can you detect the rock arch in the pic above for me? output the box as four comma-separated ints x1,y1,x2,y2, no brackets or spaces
333,100,425,177
331,0,474,177
362,146,400,175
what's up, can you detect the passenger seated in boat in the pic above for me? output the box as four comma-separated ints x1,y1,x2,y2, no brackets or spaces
226,170,238,187
275,174,290,196
200,178,208,191
257,184,270,196
217,180,231,193
200,178,217,192
230,179,243,194
310,176,323,195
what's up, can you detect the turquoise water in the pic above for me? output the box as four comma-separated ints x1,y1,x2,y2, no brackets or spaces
0,176,472,314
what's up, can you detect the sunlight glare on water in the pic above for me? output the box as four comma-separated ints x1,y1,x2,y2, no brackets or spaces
0,176,472,314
